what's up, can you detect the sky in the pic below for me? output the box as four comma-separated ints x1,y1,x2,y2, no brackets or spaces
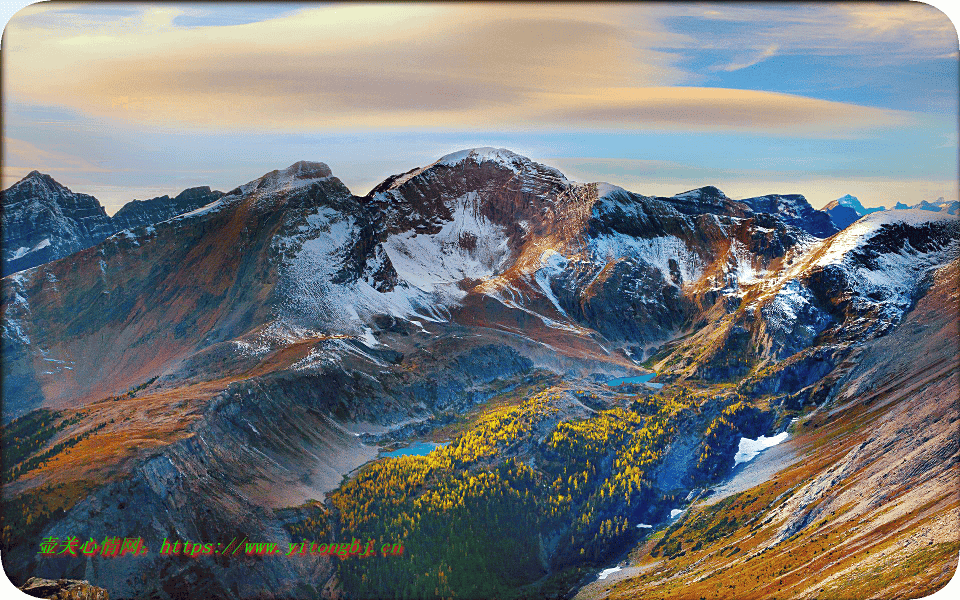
1,1,958,214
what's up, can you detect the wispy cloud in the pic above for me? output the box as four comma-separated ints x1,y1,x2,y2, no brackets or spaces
3,137,117,176
543,87,915,135
675,2,957,63
710,44,779,72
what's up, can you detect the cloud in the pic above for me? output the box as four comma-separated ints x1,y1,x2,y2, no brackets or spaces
710,44,779,72
3,137,116,176
3,3,914,136
3,4,688,129
543,87,915,135
675,2,958,63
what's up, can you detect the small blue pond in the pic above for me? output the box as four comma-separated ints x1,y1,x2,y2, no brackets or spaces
606,373,656,387
380,441,446,458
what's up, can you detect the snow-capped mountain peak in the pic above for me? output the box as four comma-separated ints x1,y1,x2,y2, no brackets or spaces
827,193,884,216
672,185,726,201
244,161,334,197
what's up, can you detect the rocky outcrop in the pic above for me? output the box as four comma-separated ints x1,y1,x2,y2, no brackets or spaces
18,577,110,600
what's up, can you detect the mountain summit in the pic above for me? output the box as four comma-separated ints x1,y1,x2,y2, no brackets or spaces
823,193,885,229
1,171,113,274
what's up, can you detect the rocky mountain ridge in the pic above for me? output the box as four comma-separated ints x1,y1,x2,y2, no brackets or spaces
1,171,223,275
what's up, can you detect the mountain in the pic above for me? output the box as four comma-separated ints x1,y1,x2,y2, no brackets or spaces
578,254,960,600
739,193,839,238
936,199,959,214
1,172,224,276
2,149,957,600
892,197,959,215
1,171,114,275
894,198,959,214
823,193,884,229
110,186,224,231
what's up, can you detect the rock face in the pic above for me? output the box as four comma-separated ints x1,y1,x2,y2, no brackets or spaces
18,577,110,599
2,172,114,275
586,257,960,600
110,186,224,232
5,152,956,418
1,172,224,275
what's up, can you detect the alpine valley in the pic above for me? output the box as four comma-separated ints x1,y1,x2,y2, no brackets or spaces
2,149,957,599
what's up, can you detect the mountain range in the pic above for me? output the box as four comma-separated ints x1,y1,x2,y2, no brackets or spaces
2,148,957,599
1,171,223,275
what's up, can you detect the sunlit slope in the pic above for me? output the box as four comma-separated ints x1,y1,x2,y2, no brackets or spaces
591,258,959,600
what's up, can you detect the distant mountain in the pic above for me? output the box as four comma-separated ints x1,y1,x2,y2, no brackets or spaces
1,172,223,275
823,193,884,229
936,199,959,214
1,171,114,275
739,193,839,238
901,197,959,215
111,186,224,231
891,198,958,215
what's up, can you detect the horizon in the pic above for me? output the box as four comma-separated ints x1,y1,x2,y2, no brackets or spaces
2,2,958,213
5,149,952,218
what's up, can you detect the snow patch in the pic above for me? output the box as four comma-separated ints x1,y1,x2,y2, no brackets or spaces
734,431,789,466
597,567,622,580
590,234,702,284
383,192,510,295
533,249,571,318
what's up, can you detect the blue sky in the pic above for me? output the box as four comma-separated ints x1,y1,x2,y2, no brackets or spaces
2,2,957,212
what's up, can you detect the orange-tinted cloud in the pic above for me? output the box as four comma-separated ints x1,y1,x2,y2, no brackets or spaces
1,3,920,135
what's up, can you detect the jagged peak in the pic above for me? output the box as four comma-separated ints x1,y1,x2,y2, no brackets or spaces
436,147,528,168
827,193,885,215
672,185,727,200
13,170,64,189
4,170,76,205
281,160,333,180
434,148,568,183
594,182,631,200
372,147,568,195
239,161,335,197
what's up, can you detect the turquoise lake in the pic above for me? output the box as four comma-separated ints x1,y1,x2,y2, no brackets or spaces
606,373,656,386
380,441,446,458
